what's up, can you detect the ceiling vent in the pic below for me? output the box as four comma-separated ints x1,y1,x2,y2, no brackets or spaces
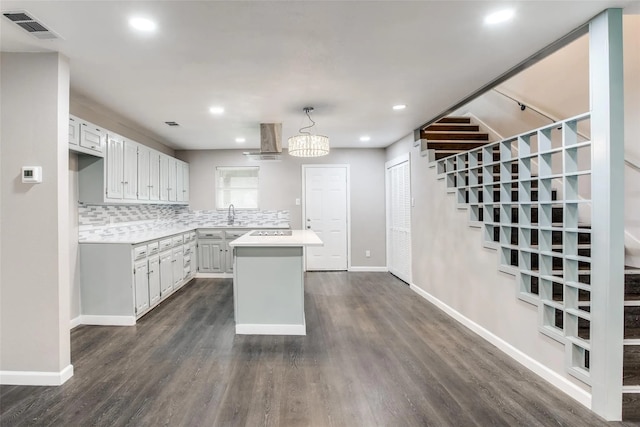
2,10,60,40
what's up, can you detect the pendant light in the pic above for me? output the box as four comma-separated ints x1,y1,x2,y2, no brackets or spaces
288,107,330,157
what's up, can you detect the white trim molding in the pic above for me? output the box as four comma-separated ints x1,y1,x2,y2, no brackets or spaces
80,315,136,326
1,364,74,386
409,283,592,409
348,266,388,272
70,316,82,330
195,272,233,279
235,323,306,336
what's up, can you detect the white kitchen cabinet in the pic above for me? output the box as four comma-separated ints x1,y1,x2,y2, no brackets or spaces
134,259,150,316
172,247,184,288
224,230,244,274
69,116,79,146
148,255,160,308
159,250,173,298
137,145,150,201
80,233,194,325
123,139,138,200
198,240,224,273
79,120,106,154
73,115,188,205
159,154,169,202
149,150,161,202
105,134,125,199
181,162,190,203
167,157,178,202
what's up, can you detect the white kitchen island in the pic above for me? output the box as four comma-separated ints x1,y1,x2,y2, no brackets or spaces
228,230,322,335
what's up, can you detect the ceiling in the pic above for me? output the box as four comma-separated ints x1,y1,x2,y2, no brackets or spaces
1,1,638,151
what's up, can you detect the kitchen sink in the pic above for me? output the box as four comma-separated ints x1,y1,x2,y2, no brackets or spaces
250,230,292,236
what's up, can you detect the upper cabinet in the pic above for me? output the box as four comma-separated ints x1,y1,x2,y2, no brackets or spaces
74,115,188,206
69,115,106,157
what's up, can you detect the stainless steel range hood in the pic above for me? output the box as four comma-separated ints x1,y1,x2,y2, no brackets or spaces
243,123,282,160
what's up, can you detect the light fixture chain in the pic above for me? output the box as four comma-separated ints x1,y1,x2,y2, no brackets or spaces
298,107,316,136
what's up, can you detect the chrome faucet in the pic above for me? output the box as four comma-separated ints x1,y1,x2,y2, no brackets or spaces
227,204,236,225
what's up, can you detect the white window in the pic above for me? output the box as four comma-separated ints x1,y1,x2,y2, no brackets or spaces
216,166,259,209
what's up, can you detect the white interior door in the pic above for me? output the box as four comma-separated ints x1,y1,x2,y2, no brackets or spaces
304,166,348,271
386,154,411,283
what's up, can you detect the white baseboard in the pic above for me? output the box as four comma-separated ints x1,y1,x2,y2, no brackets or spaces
195,272,233,279
1,364,74,386
80,315,136,326
236,323,306,336
70,316,82,330
348,266,388,272
409,283,592,409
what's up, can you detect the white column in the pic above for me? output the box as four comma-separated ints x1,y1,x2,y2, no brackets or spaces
589,8,625,420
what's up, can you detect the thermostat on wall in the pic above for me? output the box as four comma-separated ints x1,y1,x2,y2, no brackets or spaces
22,166,42,183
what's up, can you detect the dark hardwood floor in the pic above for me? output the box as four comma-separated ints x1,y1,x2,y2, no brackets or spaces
1,272,636,426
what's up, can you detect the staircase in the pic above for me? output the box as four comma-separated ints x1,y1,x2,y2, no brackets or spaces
420,116,490,160
431,113,640,420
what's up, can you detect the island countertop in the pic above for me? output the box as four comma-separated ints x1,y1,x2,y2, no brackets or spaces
229,229,323,247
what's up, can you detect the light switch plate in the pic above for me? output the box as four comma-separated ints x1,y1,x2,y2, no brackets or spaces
22,166,42,183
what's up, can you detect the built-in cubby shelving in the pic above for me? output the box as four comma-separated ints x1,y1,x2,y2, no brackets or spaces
436,112,593,384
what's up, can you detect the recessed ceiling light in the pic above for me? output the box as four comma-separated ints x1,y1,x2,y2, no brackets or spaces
392,104,407,111
235,137,246,143
129,17,157,32
209,106,224,115
484,9,514,25
360,136,371,142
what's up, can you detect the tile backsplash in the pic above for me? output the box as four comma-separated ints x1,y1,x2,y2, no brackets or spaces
78,204,290,239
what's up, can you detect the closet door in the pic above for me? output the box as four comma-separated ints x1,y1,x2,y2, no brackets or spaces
386,154,411,283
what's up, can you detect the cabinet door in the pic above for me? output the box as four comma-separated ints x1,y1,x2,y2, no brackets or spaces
189,242,197,276
225,242,234,273
137,145,150,201
176,160,185,203
198,241,224,273
173,248,184,286
149,150,161,201
79,121,105,153
106,134,124,199
148,255,160,307
159,251,173,297
123,139,138,200
168,157,177,202
182,162,190,203
134,260,150,316
159,155,169,202
69,116,79,146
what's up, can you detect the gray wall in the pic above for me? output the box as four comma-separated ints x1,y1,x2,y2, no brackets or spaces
385,135,588,393
1,53,71,375
69,153,81,321
176,148,387,268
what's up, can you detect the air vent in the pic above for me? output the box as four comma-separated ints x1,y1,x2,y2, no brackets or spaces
2,10,60,40
164,121,180,127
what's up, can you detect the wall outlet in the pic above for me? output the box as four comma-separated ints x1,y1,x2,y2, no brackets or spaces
295,198,301,206
365,250,371,258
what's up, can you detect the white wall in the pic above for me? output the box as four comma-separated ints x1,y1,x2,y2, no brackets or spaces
176,148,387,268
1,53,72,382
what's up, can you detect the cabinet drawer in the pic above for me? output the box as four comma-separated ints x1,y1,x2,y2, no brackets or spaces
198,230,223,239
225,230,245,239
183,245,192,256
147,241,159,255
189,232,196,241
133,245,148,260
172,236,184,247
183,233,192,242
159,238,173,251
184,254,191,266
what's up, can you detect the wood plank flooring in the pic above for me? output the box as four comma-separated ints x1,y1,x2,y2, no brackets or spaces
1,272,637,426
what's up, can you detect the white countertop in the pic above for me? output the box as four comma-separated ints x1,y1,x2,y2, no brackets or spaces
229,230,323,247
79,224,289,245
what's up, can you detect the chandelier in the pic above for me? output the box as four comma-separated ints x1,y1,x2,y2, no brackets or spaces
288,107,330,157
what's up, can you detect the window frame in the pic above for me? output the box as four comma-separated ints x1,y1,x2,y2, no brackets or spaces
215,166,260,210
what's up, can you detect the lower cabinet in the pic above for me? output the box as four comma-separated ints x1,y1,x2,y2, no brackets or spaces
79,232,195,324
197,229,244,274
